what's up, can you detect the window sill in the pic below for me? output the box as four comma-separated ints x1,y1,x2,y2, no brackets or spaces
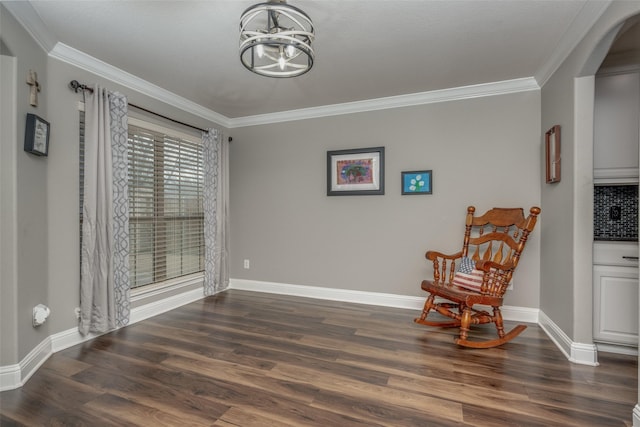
131,272,204,303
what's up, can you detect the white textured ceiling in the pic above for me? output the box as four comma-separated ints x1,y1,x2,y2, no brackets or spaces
6,1,610,121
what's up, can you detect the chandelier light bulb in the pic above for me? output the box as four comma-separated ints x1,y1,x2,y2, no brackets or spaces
285,44,295,58
278,53,286,70
256,43,264,58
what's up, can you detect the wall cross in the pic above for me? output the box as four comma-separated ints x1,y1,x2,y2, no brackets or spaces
26,70,41,107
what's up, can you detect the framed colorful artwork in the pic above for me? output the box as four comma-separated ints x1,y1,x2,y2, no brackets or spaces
545,125,561,183
327,146,385,196
401,170,432,195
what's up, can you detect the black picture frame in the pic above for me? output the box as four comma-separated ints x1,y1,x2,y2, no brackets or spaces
401,170,433,195
327,146,385,196
24,113,50,156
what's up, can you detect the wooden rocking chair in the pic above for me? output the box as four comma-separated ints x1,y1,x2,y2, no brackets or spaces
414,206,540,348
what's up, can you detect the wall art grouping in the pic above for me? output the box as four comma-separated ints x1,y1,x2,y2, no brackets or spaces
327,146,433,196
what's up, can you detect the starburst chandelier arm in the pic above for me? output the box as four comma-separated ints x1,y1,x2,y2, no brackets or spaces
273,10,314,34
269,9,280,29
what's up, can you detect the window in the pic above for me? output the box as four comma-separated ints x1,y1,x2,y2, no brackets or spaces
128,123,204,289
80,115,205,290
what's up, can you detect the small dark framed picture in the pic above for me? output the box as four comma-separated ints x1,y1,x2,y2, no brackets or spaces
545,125,560,183
24,113,50,156
401,170,432,195
327,146,385,196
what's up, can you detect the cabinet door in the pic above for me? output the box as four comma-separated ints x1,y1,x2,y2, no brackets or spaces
593,265,639,346
593,73,640,176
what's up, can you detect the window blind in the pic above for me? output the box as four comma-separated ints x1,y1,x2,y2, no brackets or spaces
128,124,204,289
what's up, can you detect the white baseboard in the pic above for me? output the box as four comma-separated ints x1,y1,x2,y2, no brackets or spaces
538,310,599,366
230,278,426,310
0,336,51,392
228,279,539,323
50,328,103,354
571,342,599,366
497,304,539,324
633,404,640,427
0,364,21,392
0,287,206,391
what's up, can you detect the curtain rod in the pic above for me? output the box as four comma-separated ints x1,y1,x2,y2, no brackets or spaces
69,80,209,134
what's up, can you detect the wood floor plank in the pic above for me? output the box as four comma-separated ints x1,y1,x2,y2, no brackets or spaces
83,392,210,426
0,369,114,426
310,388,464,427
526,387,637,420
212,407,302,427
0,289,636,426
70,364,230,423
162,354,320,405
269,363,464,422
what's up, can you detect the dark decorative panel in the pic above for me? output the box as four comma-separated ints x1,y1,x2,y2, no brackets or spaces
594,185,638,241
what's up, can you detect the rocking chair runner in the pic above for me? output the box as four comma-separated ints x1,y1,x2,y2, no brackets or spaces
414,206,540,348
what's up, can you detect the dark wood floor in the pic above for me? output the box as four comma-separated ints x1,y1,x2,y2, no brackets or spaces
1,290,637,426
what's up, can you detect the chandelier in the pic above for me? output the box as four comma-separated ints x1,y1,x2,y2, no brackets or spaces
239,0,315,78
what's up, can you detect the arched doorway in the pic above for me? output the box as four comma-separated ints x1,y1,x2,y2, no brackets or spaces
573,10,640,427
592,17,640,354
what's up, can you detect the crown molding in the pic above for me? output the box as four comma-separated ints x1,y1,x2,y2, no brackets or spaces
49,43,232,128
229,77,540,128
597,62,640,77
536,0,612,87
49,41,539,129
3,1,57,52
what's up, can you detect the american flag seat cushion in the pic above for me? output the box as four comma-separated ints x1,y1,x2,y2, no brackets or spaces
451,256,484,292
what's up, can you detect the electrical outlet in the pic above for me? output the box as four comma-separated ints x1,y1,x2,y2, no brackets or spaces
243,259,250,269
74,307,81,319
609,206,622,221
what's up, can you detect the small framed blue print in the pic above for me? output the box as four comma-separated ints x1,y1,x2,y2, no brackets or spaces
401,170,432,195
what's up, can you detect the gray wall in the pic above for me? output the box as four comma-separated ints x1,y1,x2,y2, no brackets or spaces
1,4,50,365
540,1,640,343
229,91,542,306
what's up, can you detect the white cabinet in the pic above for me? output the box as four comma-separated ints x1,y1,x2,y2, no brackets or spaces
593,265,639,345
593,72,640,182
593,242,639,347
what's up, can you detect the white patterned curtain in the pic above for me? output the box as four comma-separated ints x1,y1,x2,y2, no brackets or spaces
79,86,130,335
203,128,230,295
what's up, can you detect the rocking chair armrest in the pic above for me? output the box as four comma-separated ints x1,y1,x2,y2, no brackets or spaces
425,250,464,261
